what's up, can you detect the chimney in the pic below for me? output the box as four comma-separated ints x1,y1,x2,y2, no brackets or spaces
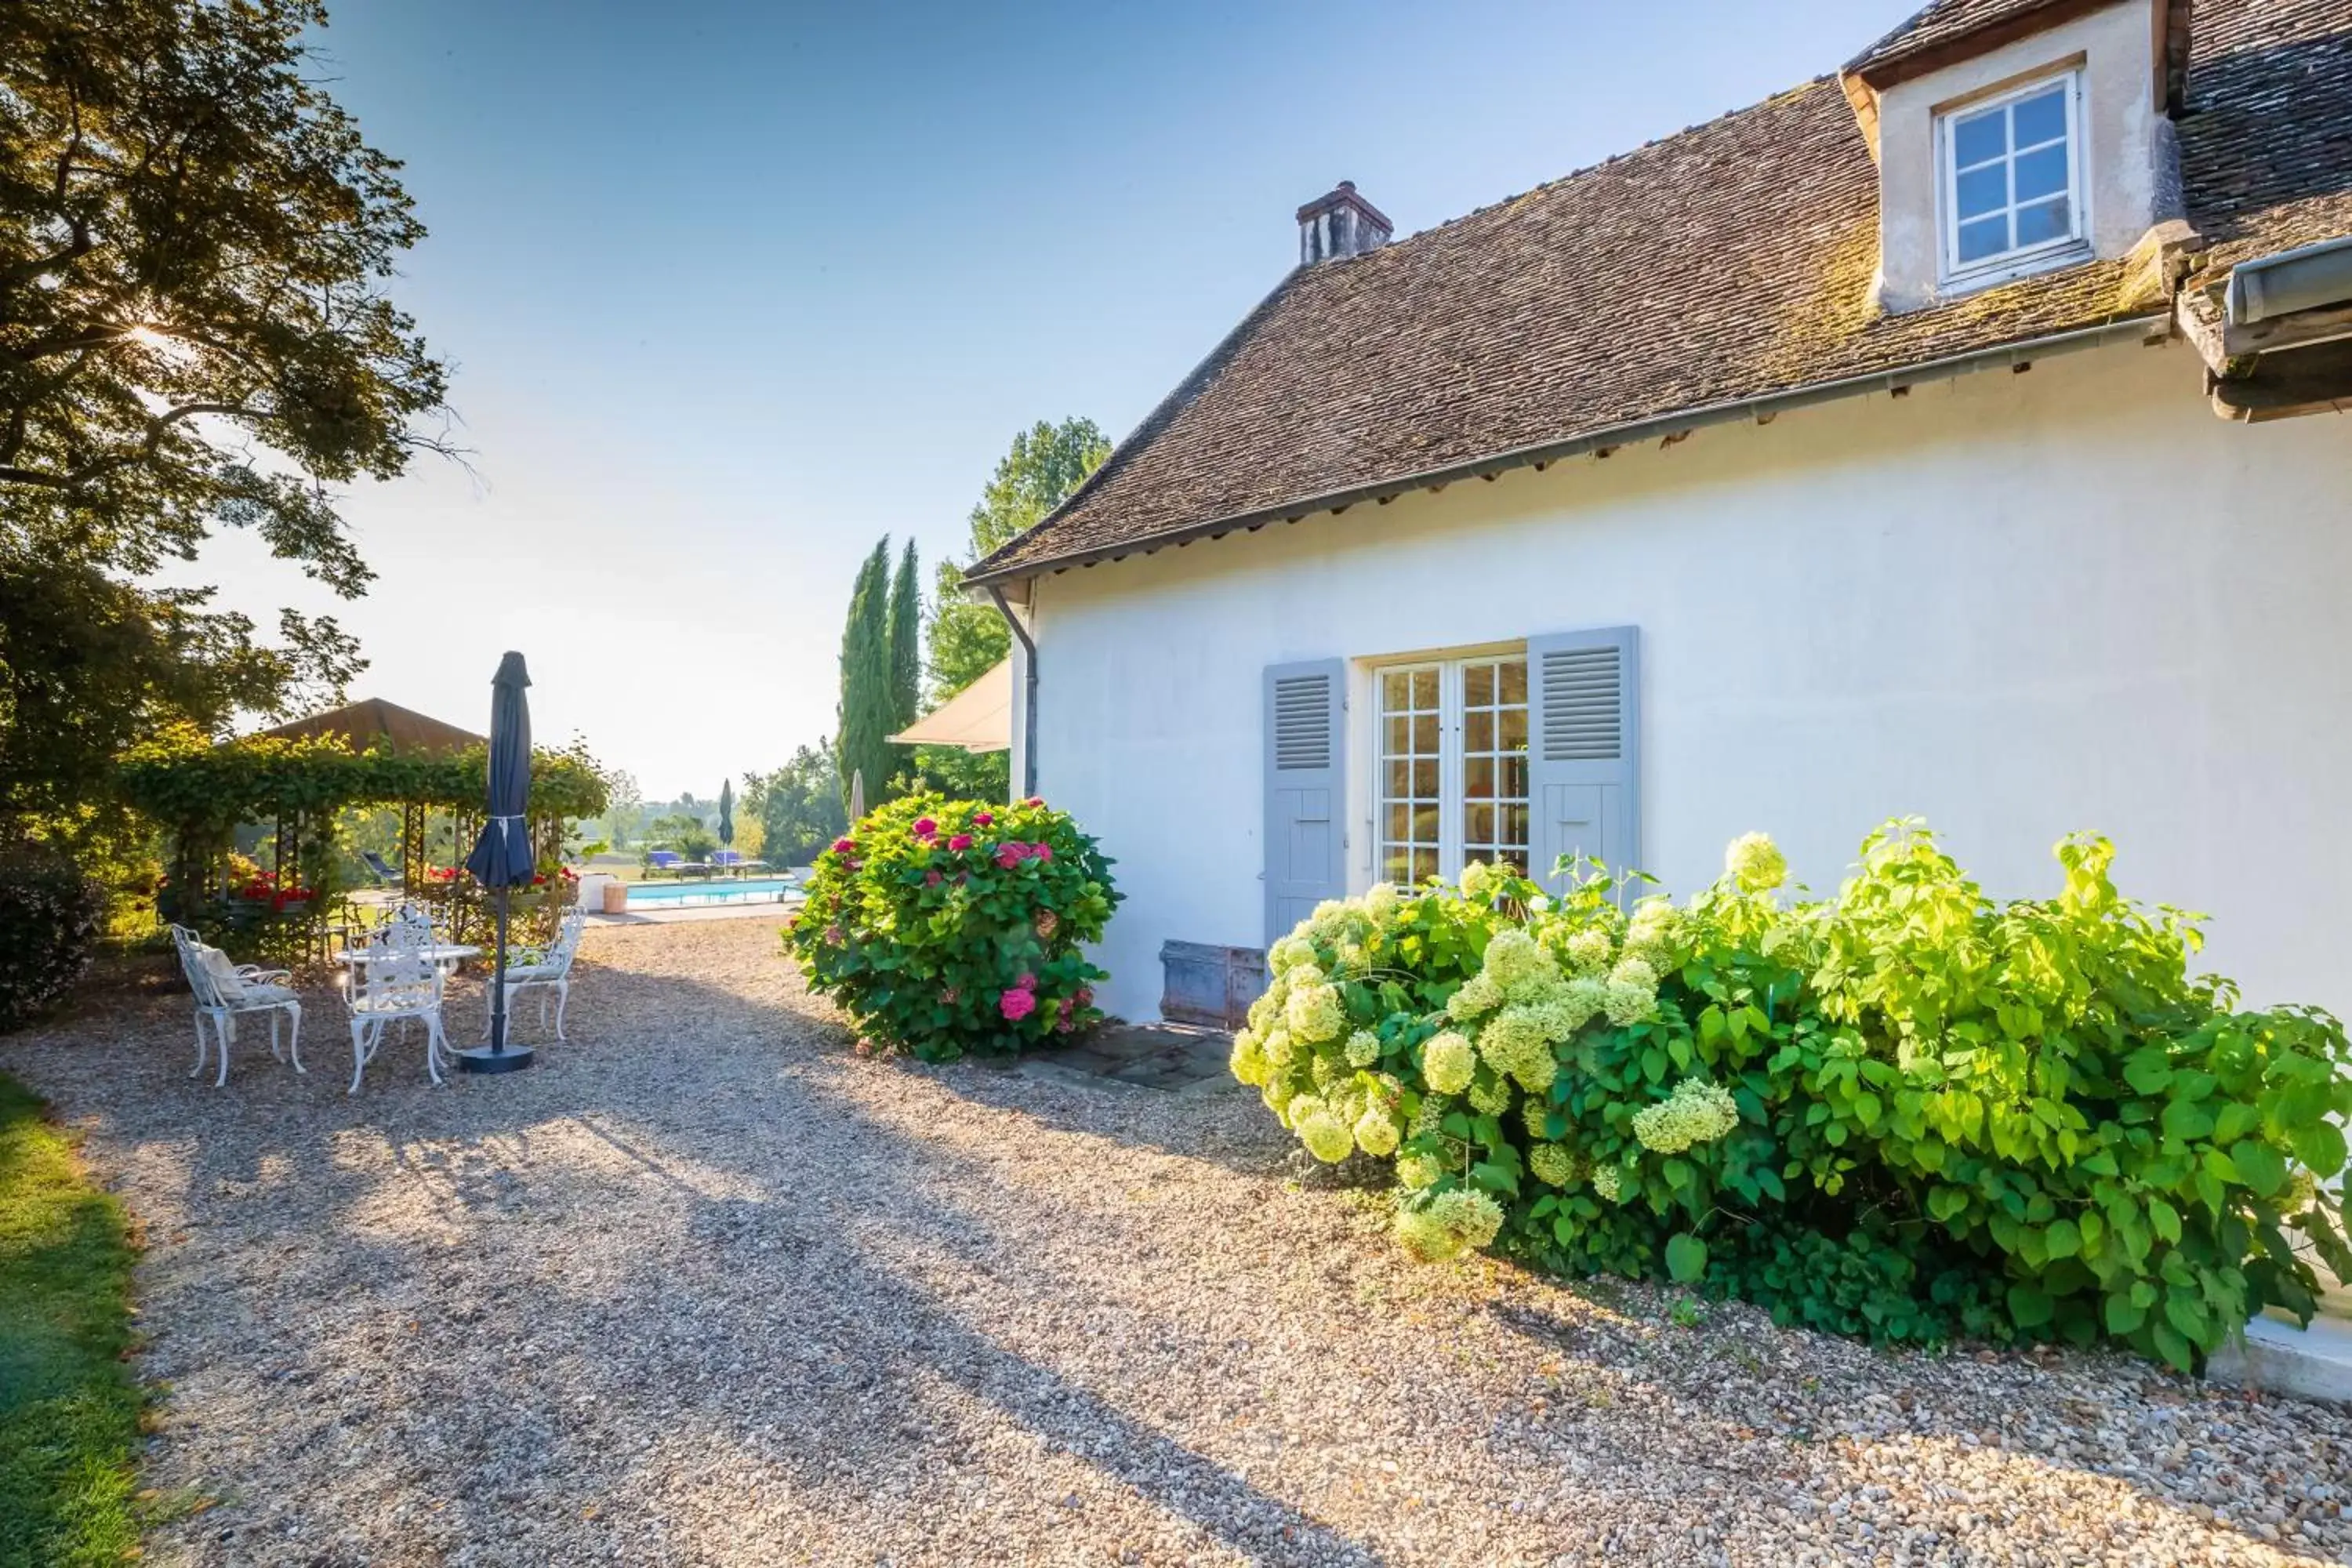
1296,180,1392,265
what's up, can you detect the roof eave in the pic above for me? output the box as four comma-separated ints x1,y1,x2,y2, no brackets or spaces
962,310,2170,593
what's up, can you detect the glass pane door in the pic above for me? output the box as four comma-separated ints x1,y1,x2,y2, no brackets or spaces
1461,656,1530,874
1376,665,1442,885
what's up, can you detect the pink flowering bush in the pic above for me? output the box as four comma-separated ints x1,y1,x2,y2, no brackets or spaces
785,794,1121,1061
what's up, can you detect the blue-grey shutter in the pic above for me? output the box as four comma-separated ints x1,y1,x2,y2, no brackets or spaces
1265,659,1346,942
1526,627,1640,897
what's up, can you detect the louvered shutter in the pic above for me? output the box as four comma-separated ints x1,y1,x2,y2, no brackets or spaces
1526,627,1640,897
1264,659,1346,943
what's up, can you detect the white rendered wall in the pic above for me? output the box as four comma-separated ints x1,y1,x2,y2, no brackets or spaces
1025,343,2352,1023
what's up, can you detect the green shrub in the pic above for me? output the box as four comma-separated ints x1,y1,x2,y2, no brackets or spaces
1232,822,2352,1371
0,847,104,1034
785,795,1121,1062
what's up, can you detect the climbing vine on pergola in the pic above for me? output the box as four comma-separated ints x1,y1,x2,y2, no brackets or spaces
119,725,610,942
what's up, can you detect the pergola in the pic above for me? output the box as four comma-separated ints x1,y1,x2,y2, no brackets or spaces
119,701,607,960
255,698,488,891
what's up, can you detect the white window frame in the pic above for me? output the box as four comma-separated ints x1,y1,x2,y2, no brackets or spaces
1368,648,1530,887
1936,67,2089,292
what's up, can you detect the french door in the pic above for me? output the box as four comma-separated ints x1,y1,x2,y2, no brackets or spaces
1374,653,1530,886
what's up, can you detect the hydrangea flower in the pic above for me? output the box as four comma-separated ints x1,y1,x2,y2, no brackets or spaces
832,837,856,855
1565,926,1614,972
1269,935,1318,974
1031,843,1053,862
1344,1029,1381,1068
1395,1206,1465,1261
1363,883,1401,920
1476,1006,1559,1093
1602,978,1658,1027
912,818,937,837
1353,1109,1401,1156
1481,929,1557,991
1430,1188,1504,1248
1298,1107,1356,1163
947,833,973,851
1423,1031,1475,1094
1447,972,1504,1022
1591,1163,1624,1202
1631,1077,1740,1153
1229,1030,1269,1085
1529,1142,1580,1187
1523,1099,1555,1141
1396,1152,1444,1189
974,811,995,826
1466,1075,1513,1116
1285,982,1345,1044
1459,859,1498,901
1624,900,1682,956
1726,831,1787,893
1261,1027,1296,1069
999,987,1036,1022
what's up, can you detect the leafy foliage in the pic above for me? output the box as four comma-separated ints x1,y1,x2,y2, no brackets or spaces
747,742,847,866
1235,823,2352,1371
928,417,1109,703
786,794,1120,1062
0,0,446,843
0,846,103,1033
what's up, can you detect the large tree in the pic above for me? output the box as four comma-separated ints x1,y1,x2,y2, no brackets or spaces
750,742,846,866
927,418,1110,705
0,0,446,844
834,539,892,818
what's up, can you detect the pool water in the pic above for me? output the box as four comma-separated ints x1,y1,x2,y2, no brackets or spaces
626,877,800,907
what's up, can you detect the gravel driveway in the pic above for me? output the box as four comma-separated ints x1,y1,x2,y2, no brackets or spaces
4,919,2347,1567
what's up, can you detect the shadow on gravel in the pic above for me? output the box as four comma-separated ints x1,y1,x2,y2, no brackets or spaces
0,942,1403,1566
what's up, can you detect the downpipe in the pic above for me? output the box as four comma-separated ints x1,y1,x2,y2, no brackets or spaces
985,585,1038,800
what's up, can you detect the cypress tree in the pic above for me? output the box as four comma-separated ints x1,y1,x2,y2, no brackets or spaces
717,778,735,846
886,539,922,779
836,538,894,818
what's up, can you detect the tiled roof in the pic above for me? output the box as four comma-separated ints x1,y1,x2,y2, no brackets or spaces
970,0,2352,586
1845,0,2064,78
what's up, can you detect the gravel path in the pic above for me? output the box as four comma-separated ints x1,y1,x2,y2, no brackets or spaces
4,919,2347,1567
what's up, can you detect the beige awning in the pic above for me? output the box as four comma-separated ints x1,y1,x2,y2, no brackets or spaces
890,659,1011,753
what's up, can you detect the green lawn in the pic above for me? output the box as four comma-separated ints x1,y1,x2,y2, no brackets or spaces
0,1073,142,1568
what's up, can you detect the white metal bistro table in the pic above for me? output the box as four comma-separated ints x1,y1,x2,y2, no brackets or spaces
332,943,481,971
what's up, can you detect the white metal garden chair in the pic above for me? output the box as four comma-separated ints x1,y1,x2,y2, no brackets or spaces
340,935,453,1094
485,905,586,1042
169,924,303,1087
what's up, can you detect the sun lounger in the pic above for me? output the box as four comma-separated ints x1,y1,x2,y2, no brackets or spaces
359,849,404,888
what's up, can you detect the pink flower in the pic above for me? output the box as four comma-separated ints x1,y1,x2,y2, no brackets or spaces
913,818,937,837
924,870,942,886
1014,971,1036,990
995,843,1029,869
1024,797,1045,808
1030,843,1053,862
822,924,844,946
999,987,1036,1022
973,811,994,826
941,986,959,1004
948,833,973,851
1074,986,1093,1008
832,837,855,855
1033,909,1058,939
1058,996,1075,1019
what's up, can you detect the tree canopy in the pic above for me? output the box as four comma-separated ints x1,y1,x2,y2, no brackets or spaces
0,0,446,844
748,742,846,866
927,418,1109,705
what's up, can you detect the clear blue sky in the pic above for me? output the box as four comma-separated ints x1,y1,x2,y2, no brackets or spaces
181,0,1918,799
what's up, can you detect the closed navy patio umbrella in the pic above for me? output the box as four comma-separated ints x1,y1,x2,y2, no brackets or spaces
457,651,537,1073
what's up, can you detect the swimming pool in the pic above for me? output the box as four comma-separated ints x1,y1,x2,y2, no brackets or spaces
626,877,801,908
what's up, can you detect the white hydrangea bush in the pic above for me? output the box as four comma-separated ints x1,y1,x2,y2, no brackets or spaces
1230,840,1785,1269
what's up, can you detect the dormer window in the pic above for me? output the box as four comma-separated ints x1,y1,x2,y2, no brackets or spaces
1938,71,2086,289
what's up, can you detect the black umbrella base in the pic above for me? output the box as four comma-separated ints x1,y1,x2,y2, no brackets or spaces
453,1043,536,1075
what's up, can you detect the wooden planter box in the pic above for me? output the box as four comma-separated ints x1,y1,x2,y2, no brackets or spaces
1159,941,1268,1029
